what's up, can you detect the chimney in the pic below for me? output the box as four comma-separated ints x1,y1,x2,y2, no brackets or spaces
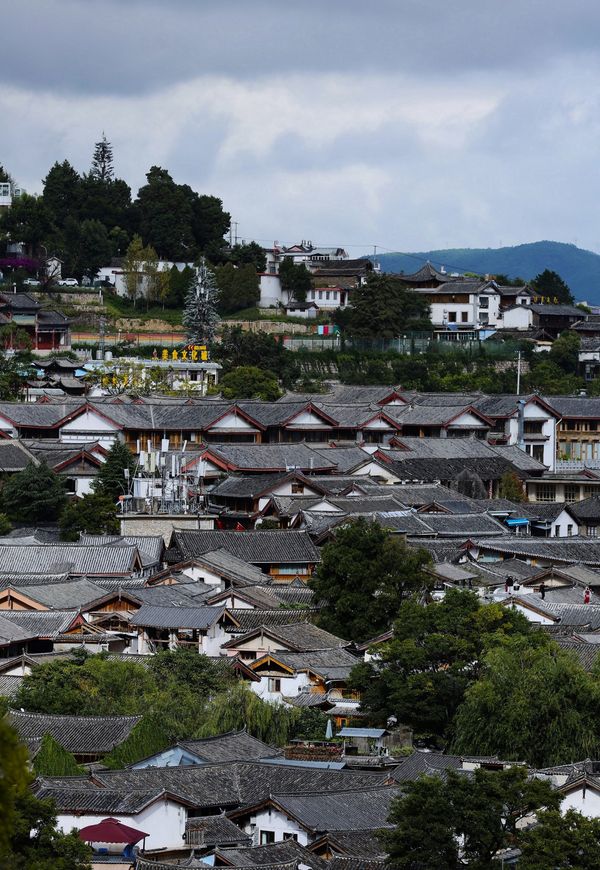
517,398,526,451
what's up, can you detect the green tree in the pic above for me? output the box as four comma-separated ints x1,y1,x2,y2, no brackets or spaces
215,262,260,314
33,735,83,777
0,351,29,398
14,651,155,717
498,470,525,501
2,460,66,523
0,719,30,853
79,176,133,234
92,441,135,500
229,241,267,272
196,682,297,746
59,492,120,541
166,264,195,307
90,133,114,182
42,160,81,227
532,269,574,304
549,329,580,374
0,193,54,251
120,234,146,305
4,790,92,869
309,518,432,643
216,326,293,382
518,808,600,870
219,365,282,400
103,713,172,768
135,166,195,260
279,257,312,303
78,218,113,280
351,590,531,740
524,358,583,394
384,766,560,870
190,192,230,256
452,468,487,499
452,635,600,766
341,273,432,338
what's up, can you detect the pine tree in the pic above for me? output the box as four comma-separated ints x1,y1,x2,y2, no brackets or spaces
90,133,114,182
183,258,221,345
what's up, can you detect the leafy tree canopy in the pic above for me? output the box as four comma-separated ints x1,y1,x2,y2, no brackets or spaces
338,273,432,339
384,766,560,870
215,262,260,315
219,365,282,401
216,326,294,383
351,589,531,740
309,518,432,643
532,268,574,304
59,492,120,541
452,635,600,767
279,258,312,303
92,441,136,501
518,808,600,870
2,460,66,523
32,734,83,777
497,470,525,501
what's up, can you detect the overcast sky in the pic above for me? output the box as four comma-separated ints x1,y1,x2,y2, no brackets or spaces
3,0,600,255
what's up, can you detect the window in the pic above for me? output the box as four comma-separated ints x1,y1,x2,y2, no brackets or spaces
567,524,574,537
291,483,305,494
532,445,545,463
588,526,598,538
448,312,457,323
260,831,275,845
536,483,556,502
283,833,298,842
318,291,323,300
268,678,281,692
479,296,489,309
461,311,469,322
564,485,579,503
325,291,330,300
555,525,561,537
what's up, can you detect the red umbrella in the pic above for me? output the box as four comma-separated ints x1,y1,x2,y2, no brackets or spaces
77,817,148,845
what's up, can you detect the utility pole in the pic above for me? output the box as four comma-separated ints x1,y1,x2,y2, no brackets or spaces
516,350,522,395
233,222,239,246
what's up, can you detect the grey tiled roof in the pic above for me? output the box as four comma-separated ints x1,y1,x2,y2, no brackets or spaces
0,609,79,636
228,610,321,631
389,750,463,782
187,549,270,586
5,577,107,609
0,612,37,644
474,537,600,566
130,604,227,630
0,674,23,697
260,648,360,680
216,840,328,870
0,544,140,577
186,813,252,846
554,638,600,671
207,443,336,472
409,512,507,537
80,534,164,568
8,709,141,754
34,786,176,814
40,760,388,811
171,530,320,566
568,497,600,522
323,829,388,858
226,622,347,652
266,786,398,832
180,730,279,763
0,439,38,471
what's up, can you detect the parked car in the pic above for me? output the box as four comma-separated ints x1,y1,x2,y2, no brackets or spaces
23,278,41,287
58,278,79,287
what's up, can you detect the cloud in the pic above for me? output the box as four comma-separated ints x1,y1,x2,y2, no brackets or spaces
3,1,600,253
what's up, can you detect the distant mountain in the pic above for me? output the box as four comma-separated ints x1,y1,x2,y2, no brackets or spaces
373,241,600,302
